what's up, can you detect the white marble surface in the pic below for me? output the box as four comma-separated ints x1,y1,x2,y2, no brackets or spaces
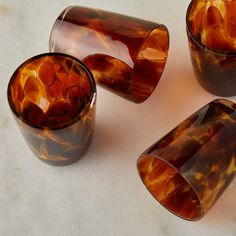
1,0,236,235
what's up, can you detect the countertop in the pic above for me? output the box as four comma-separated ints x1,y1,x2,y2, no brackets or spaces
0,0,236,235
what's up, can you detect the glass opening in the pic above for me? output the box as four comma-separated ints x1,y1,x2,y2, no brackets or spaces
8,53,95,129
137,155,203,221
131,25,169,103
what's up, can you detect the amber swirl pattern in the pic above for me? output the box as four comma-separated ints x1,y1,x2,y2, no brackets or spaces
137,99,236,221
8,53,96,166
187,0,236,96
49,6,169,103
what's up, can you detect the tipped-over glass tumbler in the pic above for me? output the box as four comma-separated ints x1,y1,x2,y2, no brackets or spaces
8,53,96,166
49,6,169,103
137,99,236,220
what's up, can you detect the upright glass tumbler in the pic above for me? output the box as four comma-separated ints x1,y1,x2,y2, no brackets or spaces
49,6,169,103
8,53,96,166
137,99,236,221
187,0,236,96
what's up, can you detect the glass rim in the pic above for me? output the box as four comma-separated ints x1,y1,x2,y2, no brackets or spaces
7,52,97,130
186,0,236,56
49,6,74,52
131,23,170,103
137,152,205,221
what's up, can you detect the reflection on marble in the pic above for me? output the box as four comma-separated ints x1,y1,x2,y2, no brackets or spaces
0,0,236,235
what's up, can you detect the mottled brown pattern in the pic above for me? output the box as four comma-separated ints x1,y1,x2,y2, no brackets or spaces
186,0,236,96
187,0,236,51
49,6,169,103
8,53,96,166
137,99,236,221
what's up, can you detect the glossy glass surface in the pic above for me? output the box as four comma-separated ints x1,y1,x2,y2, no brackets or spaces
8,53,96,166
186,0,236,96
49,6,169,103
137,99,236,220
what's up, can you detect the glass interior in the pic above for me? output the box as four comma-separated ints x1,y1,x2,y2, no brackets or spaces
137,155,203,221
131,25,169,102
8,54,94,129
187,0,236,52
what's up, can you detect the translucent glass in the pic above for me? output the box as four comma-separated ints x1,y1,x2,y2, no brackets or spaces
186,0,236,96
137,99,236,220
8,53,96,166
49,6,169,103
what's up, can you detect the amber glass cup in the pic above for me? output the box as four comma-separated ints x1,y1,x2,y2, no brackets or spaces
187,0,236,96
137,99,236,221
8,53,96,166
49,6,169,103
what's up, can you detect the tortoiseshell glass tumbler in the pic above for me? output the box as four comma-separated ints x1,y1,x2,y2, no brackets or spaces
49,6,169,103
7,53,96,166
187,0,236,97
137,99,236,221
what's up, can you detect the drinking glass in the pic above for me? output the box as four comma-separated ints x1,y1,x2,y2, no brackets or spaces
50,6,169,103
137,99,236,220
8,53,96,166
187,0,236,96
